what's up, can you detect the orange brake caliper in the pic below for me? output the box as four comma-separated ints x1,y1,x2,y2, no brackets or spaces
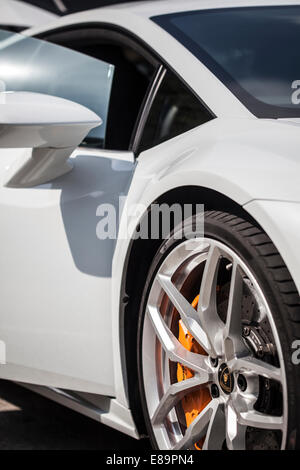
177,295,211,450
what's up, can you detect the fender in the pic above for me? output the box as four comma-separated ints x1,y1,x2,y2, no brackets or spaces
111,116,300,408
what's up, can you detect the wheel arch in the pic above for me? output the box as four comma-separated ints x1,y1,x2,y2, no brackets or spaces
120,185,259,435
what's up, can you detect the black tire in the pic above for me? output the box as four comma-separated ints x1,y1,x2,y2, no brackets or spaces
137,210,300,450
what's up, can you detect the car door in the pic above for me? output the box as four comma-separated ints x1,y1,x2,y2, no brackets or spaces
0,28,138,395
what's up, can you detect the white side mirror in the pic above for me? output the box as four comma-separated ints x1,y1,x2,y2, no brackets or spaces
0,91,102,187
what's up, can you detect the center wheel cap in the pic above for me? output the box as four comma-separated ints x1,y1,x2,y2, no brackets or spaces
218,363,234,394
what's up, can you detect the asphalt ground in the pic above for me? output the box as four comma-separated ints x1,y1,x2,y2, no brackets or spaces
0,379,150,450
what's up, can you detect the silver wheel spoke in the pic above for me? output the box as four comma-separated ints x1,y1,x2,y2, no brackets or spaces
237,409,283,430
147,305,211,378
224,262,248,360
157,273,211,353
159,242,208,279
198,244,224,354
225,401,246,450
202,401,225,450
174,399,221,450
229,356,282,382
152,377,206,425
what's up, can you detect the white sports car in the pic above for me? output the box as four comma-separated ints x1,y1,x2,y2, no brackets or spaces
0,0,300,451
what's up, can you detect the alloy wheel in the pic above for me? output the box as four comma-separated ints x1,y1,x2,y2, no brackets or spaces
141,238,287,450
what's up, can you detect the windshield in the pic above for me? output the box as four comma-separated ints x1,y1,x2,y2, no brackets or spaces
0,29,114,147
153,6,300,118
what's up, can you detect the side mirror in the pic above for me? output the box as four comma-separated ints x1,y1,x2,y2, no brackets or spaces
0,91,102,187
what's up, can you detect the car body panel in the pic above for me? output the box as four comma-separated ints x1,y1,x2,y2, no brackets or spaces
0,147,134,395
0,0,57,30
111,116,300,406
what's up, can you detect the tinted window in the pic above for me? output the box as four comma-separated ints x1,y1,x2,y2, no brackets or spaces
138,71,212,152
153,6,300,118
46,30,156,151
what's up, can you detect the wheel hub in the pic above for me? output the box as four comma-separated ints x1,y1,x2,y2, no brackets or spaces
218,363,234,394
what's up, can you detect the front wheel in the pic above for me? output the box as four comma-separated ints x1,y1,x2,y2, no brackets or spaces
137,211,300,450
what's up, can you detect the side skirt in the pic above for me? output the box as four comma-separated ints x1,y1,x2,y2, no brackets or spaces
16,382,140,439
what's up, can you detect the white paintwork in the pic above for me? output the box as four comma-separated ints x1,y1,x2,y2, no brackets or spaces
73,147,135,163
0,0,299,441
0,91,101,127
0,0,57,29
0,92,101,187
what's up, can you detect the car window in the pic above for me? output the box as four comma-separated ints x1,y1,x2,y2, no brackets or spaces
45,29,157,151
153,6,300,119
89,44,156,151
137,70,212,153
0,29,114,148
